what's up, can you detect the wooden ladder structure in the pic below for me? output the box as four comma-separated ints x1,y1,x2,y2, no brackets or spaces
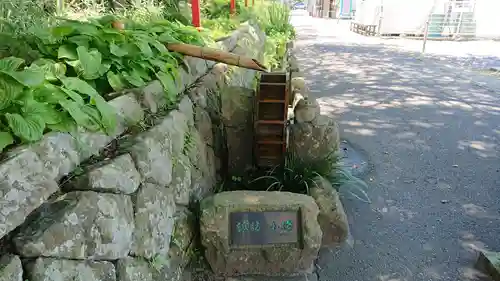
254,72,289,169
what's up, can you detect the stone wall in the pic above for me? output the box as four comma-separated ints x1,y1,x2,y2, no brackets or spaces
0,22,265,281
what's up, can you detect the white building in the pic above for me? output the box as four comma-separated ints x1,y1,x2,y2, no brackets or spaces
353,0,500,39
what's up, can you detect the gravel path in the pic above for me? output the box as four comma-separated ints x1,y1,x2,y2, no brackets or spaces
291,13,500,281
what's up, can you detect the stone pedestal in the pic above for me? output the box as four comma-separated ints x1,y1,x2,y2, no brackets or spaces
200,191,322,277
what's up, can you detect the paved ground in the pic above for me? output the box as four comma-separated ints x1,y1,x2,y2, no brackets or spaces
291,12,500,281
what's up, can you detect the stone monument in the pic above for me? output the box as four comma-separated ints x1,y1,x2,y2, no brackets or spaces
199,191,322,277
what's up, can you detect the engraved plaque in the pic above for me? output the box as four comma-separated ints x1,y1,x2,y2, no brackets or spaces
229,211,300,246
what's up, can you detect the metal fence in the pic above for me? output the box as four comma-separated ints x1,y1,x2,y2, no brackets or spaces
354,0,500,40
404,0,479,40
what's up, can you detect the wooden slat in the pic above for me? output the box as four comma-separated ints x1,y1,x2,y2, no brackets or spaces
254,72,288,169
259,99,286,103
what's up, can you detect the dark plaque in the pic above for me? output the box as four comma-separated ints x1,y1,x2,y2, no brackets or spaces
229,211,301,246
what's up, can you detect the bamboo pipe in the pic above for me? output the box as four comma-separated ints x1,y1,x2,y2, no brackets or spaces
113,21,267,72
166,43,267,72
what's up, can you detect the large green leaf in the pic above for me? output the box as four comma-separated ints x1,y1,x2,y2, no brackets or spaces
6,69,45,87
60,77,99,98
0,131,14,152
0,74,24,110
47,117,77,133
0,57,24,71
110,43,128,57
68,35,91,49
31,59,67,82
156,71,177,102
149,58,168,72
5,112,45,142
134,40,153,57
122,70,145,87
99,62,111,77
59,87,85,104
107,71,127,91
75,46,103,80
71,23,99,36
59,100,100,131
131,63,151,81
32,83,65,104
52,25,75,38
0,58,45,87
20,98,64,125
60,77,116,134
150,40,168,53
158,32,179,43
93,98,117,135
58,45,78,60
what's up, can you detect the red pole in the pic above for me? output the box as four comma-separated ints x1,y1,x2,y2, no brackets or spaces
192,0,201,28
230,0,236,15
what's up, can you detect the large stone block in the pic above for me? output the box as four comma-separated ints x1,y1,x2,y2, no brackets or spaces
194,106,213,146
178,95,194,127
200,191,322,277
289,115,340,162
171,207,195,257
294,97,319,124
165,110,189,156
177,68,193,94
186,129,207,170
170,154,192,206
187,84,208,109
14,191,134,259
130,110,188,187
146,109,188,156
0,150,58,239
130,133,173,187
221,86,254,175
28,132,80,180
152,208,196,281
71,154,141,194
189,166,212,202
25,258,115,281
309,176,349,246
138,80,165,113
116,257,154,281
73,127,115,160
184,57,209,81
0,255,22,281
132,183,176,259
108,93,144,127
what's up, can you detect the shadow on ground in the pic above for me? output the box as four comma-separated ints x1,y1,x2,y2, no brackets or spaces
293,21,500,281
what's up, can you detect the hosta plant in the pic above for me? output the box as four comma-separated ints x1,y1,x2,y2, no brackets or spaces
23,15,207,99
0,56,116,152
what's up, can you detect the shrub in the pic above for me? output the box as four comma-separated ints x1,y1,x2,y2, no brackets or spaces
247,151,371,202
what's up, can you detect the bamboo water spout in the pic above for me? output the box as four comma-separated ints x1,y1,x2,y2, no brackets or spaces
166,43,267,72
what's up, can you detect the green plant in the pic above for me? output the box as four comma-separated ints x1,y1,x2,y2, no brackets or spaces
182,128,195,156
0,0,52,35
202,0,250,20
247,2,295,70
23,16,203,96
258,2,294,37
0,56,116,152
249,151,371,202
202,18,239,38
